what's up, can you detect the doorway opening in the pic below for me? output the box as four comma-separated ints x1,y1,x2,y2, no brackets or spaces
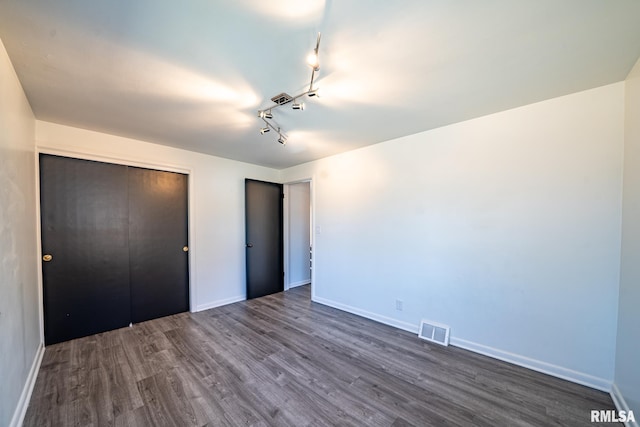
284,180,313,297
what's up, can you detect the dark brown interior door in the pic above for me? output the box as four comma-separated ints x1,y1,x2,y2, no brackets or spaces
40,154,131,345
245,179,283,299
129,167,189,323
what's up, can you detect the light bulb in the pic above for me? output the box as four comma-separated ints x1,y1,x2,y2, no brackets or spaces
306,52,319,70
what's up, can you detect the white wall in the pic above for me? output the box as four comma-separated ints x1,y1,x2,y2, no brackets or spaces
287,182,311,288
281,83,625,389
614,59,640,419
35,121,279,312
0,38,40,427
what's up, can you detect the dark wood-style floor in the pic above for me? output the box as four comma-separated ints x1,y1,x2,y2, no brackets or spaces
25,285,619,426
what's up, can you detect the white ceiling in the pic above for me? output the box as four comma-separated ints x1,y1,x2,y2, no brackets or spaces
1,1,640,169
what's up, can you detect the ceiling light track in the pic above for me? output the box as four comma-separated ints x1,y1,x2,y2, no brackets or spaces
258,32,321,145
259,117,287,144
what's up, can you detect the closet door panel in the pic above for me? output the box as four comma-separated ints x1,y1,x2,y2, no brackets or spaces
128,167,189,323
40,154,131,345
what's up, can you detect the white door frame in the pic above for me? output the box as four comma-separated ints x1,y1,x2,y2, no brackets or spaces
283,178,313,292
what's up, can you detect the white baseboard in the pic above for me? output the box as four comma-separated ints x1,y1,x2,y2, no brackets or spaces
312,296,419,334
312,296,611,393
450,337,611,392
10,342,45,427
611,383,639,427
195,295,245,312
288,280,310,289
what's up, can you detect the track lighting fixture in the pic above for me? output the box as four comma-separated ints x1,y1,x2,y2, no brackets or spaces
258,110,273,119
257,119,287,143
257,32,322,145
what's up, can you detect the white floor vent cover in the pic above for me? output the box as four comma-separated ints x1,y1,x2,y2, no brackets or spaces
418,320,450,346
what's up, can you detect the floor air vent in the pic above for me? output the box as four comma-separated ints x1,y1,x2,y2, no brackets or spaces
418,320,450,346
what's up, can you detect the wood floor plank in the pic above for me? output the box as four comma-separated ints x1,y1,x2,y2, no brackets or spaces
24,285,620,426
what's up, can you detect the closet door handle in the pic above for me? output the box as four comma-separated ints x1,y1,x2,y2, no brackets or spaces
43,254,53,262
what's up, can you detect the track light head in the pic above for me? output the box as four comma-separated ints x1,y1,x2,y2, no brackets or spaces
258,110,273,119
259,127,270,135
307,88,319,97
307,33,321,71
292,101,305,110
306,52,319,71
278,136,287,145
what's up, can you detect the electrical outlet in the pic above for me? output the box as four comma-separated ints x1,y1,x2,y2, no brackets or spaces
395,299,403,311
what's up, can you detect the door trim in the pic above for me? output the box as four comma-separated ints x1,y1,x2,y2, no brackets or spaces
35,146,196,344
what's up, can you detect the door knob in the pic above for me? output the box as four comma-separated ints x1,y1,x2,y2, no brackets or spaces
43,254,53,262
246,243,253,248
182,246,189,252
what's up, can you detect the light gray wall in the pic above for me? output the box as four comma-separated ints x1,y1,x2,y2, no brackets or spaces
288,182,311,287
282,83,625,389
0,38,40,426
615,58,640,417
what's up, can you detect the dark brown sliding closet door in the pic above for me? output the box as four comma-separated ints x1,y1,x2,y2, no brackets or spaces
40,155,131,345
128,167,189,323
40,155,189,345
